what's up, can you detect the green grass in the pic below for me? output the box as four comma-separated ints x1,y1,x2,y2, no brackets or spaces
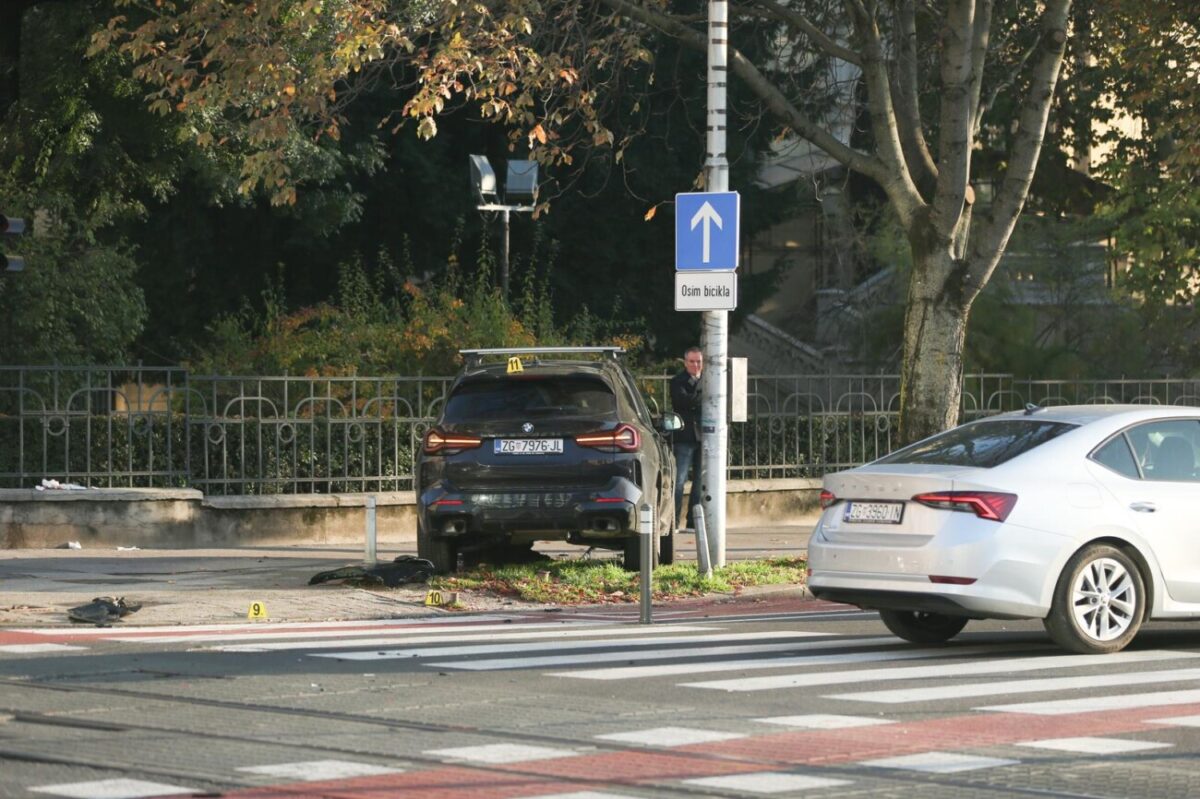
430,556,807,605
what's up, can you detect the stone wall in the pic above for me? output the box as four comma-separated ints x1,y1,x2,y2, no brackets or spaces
0,480,822,549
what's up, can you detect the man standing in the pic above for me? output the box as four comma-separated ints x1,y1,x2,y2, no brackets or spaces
670,346,704,530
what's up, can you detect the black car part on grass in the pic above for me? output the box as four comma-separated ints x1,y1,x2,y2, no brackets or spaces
308,555,435,588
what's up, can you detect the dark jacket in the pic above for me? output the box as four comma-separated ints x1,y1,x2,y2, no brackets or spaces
670,369,703,444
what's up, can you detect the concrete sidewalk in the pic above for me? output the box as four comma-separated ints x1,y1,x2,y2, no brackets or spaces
0,526,813,628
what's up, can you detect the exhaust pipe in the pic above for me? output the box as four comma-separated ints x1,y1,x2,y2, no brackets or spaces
590,517,619,532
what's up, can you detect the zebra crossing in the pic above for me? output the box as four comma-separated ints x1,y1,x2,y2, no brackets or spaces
10,611,1200,798
11,612,1200,721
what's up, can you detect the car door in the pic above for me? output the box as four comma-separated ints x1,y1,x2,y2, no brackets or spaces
1089,418,1200,603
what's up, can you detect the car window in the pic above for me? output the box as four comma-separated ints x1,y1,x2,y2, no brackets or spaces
616,370,653,426
1091,434,1140,479
1125,419,1200,482
876,419,1077,468
443,375,617,422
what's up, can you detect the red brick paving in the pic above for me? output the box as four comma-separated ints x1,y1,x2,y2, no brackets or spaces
209,702,1200,798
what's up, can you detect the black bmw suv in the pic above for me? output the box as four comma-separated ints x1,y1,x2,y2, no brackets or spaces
416,347,681,573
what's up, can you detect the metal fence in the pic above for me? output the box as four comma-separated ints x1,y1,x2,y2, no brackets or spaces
4,366,1200,492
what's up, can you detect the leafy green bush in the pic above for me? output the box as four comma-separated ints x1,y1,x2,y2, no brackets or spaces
189,221,649,376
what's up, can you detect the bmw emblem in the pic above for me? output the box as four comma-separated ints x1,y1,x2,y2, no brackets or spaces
522,422,534,433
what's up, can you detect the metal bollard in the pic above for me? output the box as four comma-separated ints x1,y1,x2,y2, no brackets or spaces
694,504,712,579
364,495,377,565
639,503,653,624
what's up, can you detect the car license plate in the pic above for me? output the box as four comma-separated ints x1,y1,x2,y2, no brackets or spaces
494,438,564,455
843,501,904,524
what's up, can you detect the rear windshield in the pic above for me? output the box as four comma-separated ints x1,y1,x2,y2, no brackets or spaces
875,419,1077,468
443,375,617,422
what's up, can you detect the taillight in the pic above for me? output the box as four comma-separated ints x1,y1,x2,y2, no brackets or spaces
575,424,640,452
423,429,483,455
912,491,1018,522
819,489,837,509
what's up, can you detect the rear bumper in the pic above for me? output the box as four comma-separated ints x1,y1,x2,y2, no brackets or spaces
810,588,998,619
807,519,1074,620
419,476,642,542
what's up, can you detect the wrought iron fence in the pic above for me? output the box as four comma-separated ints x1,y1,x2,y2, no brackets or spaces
4,366,1200,492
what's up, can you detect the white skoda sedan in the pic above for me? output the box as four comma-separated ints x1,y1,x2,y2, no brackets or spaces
807,405,1200,654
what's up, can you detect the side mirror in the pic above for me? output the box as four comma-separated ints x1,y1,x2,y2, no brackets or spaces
659,412,683,433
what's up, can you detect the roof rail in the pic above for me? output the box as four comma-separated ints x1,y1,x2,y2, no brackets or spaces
459,346,624,367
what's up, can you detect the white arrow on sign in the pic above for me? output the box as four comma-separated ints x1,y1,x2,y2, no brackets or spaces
690,201,724,264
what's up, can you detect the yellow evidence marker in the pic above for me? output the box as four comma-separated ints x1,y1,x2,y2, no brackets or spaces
424,590,460,607
506,356,523,374
247,601,269,620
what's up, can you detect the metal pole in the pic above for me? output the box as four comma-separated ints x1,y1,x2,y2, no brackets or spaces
693,503,712,579
364,494,377,565
701,0,729,567
639,502,653,624
501,208,510,296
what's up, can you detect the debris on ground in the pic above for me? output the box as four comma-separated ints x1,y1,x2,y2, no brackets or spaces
56,541,82,549
67,596,143,626
36,478,90,491
308,555,435,588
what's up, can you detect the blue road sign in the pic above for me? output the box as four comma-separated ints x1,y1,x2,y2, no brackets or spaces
675,191,739,271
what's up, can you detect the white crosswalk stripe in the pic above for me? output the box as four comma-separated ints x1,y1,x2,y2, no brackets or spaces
312,630,831,662
978,687,1200,716
430,639,1018,673
681,649,1198,692
828,664,1200,704
209,623,718,652
547,641,1001,680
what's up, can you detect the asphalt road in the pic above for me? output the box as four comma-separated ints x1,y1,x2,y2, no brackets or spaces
5,600,1200,798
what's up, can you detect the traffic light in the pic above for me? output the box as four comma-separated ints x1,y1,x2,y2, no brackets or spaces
1,213,25,273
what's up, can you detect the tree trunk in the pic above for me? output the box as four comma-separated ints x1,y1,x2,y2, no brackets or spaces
899,251,969,444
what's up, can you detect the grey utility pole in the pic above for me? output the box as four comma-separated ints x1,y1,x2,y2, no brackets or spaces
700,0,729,567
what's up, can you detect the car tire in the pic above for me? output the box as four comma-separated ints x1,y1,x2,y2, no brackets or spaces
1043,543,1144,654
417,518,458,575
878,609,969,644
623,531,659,572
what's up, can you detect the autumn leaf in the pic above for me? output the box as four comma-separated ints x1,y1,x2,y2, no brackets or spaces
528,123,547,145
417,116,438,139
644,204,658,222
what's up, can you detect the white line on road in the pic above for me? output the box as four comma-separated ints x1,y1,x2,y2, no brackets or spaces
210,624,721,653
548,643,1004,681
0,643,88,654
311,630,834,661
682,649,1195,692
828,664,1200,704
119,619,613,645
978,688,1200,716
19,615,512,638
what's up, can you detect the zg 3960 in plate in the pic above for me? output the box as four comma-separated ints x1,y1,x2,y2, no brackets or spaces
843,501,904,524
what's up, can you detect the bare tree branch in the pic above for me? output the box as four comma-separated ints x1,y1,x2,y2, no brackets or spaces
597,0,888,184
966,0,1072,299
747,0,862,66
929,0,976,237
973,12,1038,135
966,0,993,136
843,0,924,222
890,0,938,199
